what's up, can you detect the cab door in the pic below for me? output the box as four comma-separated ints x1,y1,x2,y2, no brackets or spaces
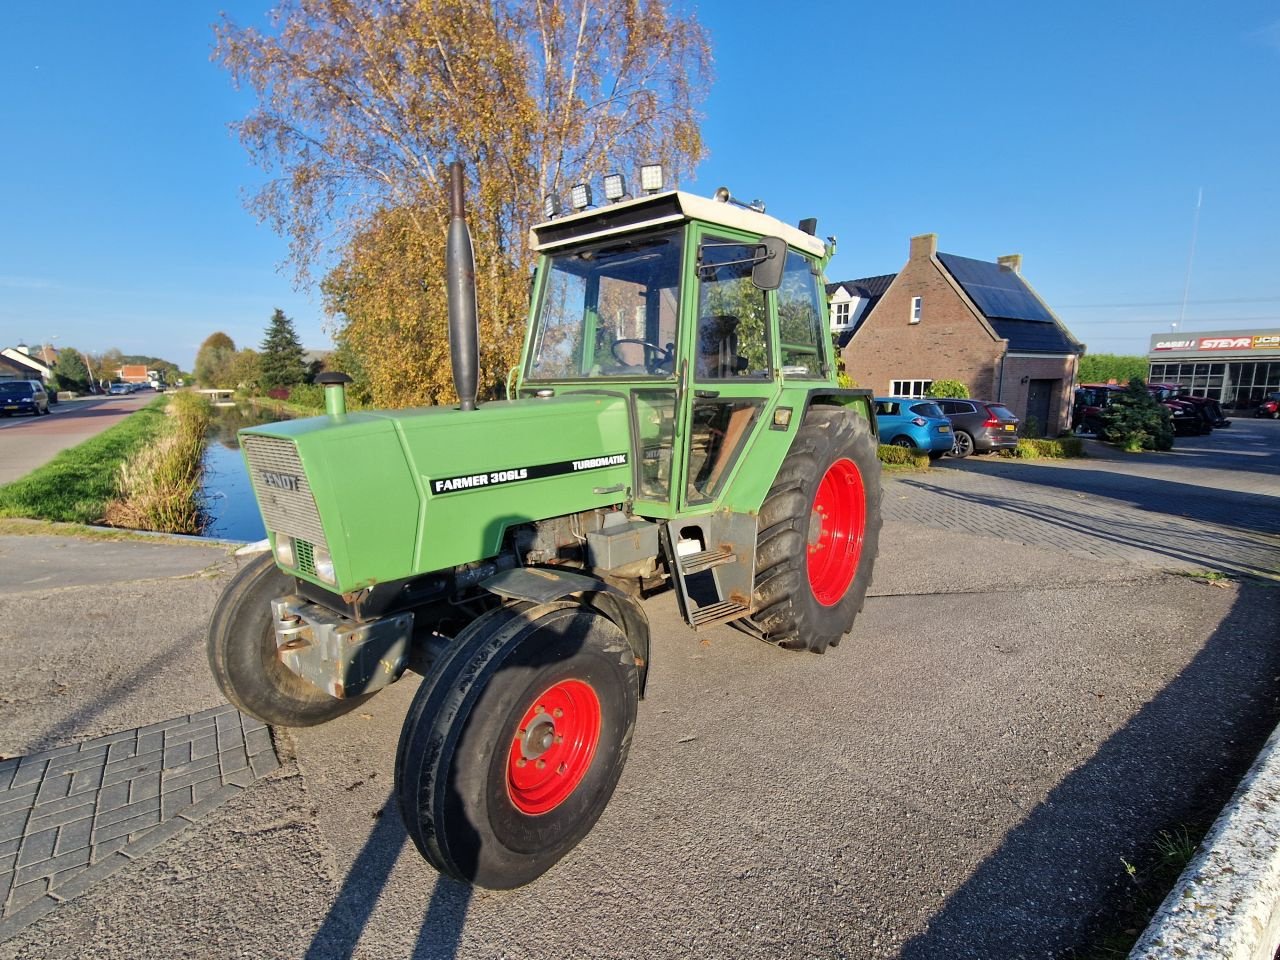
677,227,778,511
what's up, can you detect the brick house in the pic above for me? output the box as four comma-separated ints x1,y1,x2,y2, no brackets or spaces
832,233,1082,435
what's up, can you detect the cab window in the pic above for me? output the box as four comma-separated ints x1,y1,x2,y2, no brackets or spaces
695,236,769,380
527,231,682,380
776,251,826,377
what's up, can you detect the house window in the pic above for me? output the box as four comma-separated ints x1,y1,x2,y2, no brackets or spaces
832,301,850,328
891,379,932,398
910,297,922,324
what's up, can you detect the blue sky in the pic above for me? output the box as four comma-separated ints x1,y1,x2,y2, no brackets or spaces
2,1,1278,370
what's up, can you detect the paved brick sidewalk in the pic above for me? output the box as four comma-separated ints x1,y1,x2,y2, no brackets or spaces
0,705,278,942
883,461,1280,579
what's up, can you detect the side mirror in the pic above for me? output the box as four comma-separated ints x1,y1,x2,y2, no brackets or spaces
751,236,786,291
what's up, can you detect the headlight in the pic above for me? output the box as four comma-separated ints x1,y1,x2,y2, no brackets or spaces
313,544,337,585
274,534,295,567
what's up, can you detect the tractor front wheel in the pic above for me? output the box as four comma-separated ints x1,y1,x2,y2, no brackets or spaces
207,552,371,727
750,407,882,653
395,601,638,889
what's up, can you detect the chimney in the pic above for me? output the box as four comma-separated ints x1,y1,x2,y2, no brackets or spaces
909,233,937,260
16,343,30,356
998,253,1022,274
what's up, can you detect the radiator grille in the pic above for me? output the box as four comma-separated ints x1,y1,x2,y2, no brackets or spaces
294,539,316,577
242,435,328,551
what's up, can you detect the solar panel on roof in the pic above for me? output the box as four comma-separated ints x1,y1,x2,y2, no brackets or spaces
938,253,1054,323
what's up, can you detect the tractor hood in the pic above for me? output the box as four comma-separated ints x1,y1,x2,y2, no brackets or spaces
240,394,632,592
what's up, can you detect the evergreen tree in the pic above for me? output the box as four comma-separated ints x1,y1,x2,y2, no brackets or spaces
1100,378,1174,451
259,308,308,390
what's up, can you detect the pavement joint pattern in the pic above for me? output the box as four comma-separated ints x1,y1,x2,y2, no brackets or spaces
882,459,1280,579
0,704,278,942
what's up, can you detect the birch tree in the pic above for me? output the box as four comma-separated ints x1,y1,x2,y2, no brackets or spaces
217,0,711,406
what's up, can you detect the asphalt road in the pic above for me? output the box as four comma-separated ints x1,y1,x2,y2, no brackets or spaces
0,394,155,486
0,420,1277,959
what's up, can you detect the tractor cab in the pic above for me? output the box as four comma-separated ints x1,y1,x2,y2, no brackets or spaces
517,188,842,520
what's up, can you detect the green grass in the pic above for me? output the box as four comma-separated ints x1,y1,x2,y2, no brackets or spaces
103,391,213,534
1066,822,1208,959
0,398,170,523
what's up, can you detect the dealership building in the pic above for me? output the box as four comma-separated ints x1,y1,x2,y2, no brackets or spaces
1147,329,1280,409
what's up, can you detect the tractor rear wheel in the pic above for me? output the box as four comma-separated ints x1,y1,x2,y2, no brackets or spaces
207,552,371,726
750,407,881,653
395,601,638,889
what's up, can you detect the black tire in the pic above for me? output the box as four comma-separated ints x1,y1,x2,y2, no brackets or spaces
928,449,946,461
950,430,974,459
890,435,914,448
396,601,638,889
750,407,882,653
207,552,371,726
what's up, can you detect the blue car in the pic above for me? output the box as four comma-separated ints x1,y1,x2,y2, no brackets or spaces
874,397,954,458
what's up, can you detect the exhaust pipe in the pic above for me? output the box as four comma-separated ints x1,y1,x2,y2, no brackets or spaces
446,160,480,411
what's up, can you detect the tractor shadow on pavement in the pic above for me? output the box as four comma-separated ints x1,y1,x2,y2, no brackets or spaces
303,787,472,960
899,578,1280,958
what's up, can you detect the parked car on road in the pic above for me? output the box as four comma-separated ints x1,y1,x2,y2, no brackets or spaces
874,397,954,459
0,380,50,416
934,398,1021,458
1256,393,1280,419
108,382,131,395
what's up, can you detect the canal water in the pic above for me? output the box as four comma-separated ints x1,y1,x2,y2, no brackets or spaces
200,404,290,541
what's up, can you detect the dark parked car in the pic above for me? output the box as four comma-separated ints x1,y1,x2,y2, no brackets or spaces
0,380,50,417
873,397,954,459
934,398,1021,458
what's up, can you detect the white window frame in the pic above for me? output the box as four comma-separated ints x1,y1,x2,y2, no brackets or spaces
891,378,932,398
910,296,922,324
832,301,851,328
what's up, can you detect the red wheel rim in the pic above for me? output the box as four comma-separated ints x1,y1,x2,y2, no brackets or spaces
807,458,866,606
506,679,601,815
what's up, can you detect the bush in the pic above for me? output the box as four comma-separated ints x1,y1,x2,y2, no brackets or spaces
287,383,325,411
878,444,930,469
1099,378,1174,451
926,379,969,399
999,436,1086,459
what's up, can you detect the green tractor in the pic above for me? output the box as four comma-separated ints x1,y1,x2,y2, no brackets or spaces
207,163,882,889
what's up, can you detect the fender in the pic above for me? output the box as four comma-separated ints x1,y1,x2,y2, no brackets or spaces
480,566,651,698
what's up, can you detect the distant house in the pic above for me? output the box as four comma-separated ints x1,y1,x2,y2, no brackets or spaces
833,233,1082,435
827,274,895,350
1,346,53,383
116,365,154,384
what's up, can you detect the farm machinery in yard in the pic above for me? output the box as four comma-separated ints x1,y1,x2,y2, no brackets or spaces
207,163,883,889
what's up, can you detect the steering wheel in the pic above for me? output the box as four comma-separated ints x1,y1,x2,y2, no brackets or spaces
611,339,673,374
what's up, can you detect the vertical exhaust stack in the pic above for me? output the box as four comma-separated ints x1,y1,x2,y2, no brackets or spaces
446,160,480,411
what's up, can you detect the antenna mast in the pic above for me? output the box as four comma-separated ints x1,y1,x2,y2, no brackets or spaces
1174,187,1203,332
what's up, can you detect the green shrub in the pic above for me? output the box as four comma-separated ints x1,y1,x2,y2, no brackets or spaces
1100,378,1174,451
999,436,1086,459
926,379,969,399
878,444,930,469
287,383,325,411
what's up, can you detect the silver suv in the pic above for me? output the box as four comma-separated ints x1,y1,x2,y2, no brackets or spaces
935,398,1021,458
